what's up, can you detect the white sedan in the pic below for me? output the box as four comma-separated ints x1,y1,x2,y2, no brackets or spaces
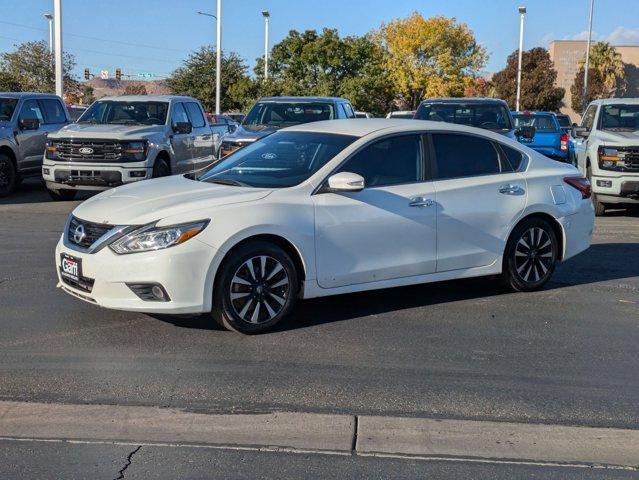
55,119,594,333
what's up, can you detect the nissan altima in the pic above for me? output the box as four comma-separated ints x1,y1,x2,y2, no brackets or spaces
56,119,594,333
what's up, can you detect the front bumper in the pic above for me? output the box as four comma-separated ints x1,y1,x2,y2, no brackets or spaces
55,236,218,314
591,172,639,203
43,160,152,191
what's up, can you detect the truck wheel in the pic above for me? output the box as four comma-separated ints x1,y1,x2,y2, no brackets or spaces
152,158,170,178
0,154,17,197
47,188,77,201
587,166,606,216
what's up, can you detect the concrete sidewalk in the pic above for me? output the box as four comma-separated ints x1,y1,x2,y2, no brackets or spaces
0,401,637,470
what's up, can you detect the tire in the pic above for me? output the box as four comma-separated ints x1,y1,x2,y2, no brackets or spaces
212,241,299,334
47,188,77,201
586,166,606,216
502,217,559,292
0,154,17,197
152,158,170,178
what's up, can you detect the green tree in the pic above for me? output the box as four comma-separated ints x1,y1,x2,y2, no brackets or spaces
166,46,255,112
570,66,605,115
583,42,625,96
492,47,564,111
0,40,78,95
123,82,147,95
377,13,487,109
81,84,95,105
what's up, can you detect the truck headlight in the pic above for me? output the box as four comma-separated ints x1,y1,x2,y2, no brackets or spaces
45,140,58,160
598,147,625,169
109,220,209,254
122,140,148,161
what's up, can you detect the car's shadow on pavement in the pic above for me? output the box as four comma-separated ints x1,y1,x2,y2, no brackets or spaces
0,178,95,205
155,242,639,333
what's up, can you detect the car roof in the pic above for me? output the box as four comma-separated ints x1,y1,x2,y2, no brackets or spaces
419,97,509,106
0,92,62,99
96,95,198,103
257,96,350,103
283,118,513,139
512,111,555,116
590,98,639,106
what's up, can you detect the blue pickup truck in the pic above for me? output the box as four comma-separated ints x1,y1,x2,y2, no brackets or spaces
511,111,571,162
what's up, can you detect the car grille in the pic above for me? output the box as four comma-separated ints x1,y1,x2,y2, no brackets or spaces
60,272,95,293
67,216,113,249
52,139,125,162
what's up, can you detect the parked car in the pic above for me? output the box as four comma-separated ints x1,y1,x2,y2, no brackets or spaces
0,92,70,197
224,112,245,124
43,95,226,200
386,110,415,119
573,98,639,215
554,113,577,165
355,111,373,118
512,111,570,162
67,105,88,122
414,98,535,142
207,113,239,133
218,96,356,158
56,119,593,333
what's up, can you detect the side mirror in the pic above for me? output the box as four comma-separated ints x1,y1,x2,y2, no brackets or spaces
515,125,536,140
19,118,40,130
572,126,589,138
572,122,578,127
172,121,192,134
228,124,237,134
326,172,365,192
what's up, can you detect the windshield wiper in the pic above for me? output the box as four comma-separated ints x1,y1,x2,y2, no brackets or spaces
206,177,248,187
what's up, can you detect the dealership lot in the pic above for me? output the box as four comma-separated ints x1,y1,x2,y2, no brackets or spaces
1,181,639,476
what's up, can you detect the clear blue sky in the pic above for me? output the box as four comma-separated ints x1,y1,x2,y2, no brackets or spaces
1,0,638,80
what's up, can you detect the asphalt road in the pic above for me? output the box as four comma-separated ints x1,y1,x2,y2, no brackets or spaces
1,180,639,476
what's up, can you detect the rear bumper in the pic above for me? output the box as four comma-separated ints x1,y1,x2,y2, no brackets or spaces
559,201,594,261
43,160,152,191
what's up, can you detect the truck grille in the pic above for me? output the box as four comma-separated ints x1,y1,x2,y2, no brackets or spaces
619,146,639,172
52,139,125,162
67,216,113,249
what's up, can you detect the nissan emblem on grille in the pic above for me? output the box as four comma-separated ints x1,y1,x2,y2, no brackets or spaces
79,147,94,155
73,224,86,244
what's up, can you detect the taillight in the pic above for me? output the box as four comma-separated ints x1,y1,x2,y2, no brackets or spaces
560,133,568,151
564,176,591,199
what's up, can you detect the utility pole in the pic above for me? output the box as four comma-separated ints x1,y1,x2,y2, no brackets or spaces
515,6,526,112
54,0,63,99
216,0,222,115
583,0,595,113
44,13,53,62
262,10,270,81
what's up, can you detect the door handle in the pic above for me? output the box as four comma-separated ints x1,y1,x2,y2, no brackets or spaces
409,196,434,207
498,184,525,195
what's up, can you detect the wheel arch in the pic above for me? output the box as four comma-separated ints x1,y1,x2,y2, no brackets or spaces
0,144,18,169
154,150,171,174
507,212,565,262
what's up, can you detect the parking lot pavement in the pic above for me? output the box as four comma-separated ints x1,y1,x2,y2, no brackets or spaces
1,181,639,431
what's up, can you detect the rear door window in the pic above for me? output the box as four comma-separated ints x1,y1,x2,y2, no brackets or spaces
431,133,501,180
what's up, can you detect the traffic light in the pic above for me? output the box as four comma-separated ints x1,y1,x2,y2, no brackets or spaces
115,68,122,81
84,68,90,80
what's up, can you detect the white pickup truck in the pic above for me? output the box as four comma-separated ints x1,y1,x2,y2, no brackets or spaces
43,95,225,200
573,98,639,215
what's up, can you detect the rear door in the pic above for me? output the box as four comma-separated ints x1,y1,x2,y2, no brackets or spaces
169,102,194,173
185,101,215,169
430,132,527,272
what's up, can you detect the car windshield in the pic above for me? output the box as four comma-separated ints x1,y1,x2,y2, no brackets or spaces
513,114,558,132
242,102,335,127
198,131,357,188
77,101,168,125
599,104,639,131
415,103,512,130
0,98,18,122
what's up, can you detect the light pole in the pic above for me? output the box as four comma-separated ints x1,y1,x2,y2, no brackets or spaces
261,10,270,81
43,13,53,60
515,6,526,112
197,3,221,115
583,0,595,112
53,0,63,99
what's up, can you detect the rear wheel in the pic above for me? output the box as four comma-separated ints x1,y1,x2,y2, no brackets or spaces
212,241,298,334
47,188,77,201
152,158,170,178
502,217,559,292
587,166,606,216
0,154,17,197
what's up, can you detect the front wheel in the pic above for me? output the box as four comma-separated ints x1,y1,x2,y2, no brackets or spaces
152,158,170,178
502,218,559,292
0,154,17,197
212,241,298,334
586,166,606,216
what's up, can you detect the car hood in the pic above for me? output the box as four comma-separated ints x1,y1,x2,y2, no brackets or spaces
73,175,272,225
224,124,280,142
596,130,639,144
49,123,164,139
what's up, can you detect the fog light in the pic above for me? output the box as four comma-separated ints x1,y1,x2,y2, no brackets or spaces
130,171,147,178
43,168,50,175
596,180,612,188
151,285,165,300
127,283,170,302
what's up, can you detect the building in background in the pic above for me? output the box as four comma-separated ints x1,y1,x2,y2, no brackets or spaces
549,40,639,122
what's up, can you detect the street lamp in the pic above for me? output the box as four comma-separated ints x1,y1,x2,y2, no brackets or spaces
43,13,53,59
53,0,63,98
583,0,595,112
197,2,221,115
262,10,270,81
515,6,526,112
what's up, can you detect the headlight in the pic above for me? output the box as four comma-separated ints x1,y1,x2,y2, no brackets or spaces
109,220,209,254
45,140,58,160
598,146,626,169
121,140,148,161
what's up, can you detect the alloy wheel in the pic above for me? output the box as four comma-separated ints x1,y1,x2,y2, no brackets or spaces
229,255,290,324
514,227,555,283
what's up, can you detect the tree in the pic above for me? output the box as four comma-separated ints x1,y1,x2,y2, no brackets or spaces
588,42,625,96
123,82,147,95
377,13,487,109
570,67,605,115
492,47,564,111
464,77,494,98
81,84,95,105
0,40,78,95
166,46,254,112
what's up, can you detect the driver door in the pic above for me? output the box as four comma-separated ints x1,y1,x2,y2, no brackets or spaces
14,99,46,172
169,102,194,173
313,134,437,289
